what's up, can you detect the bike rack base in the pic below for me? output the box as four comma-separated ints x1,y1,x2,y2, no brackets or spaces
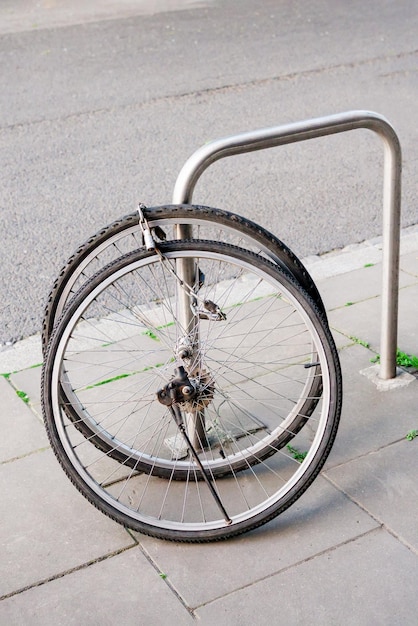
360,364,414,391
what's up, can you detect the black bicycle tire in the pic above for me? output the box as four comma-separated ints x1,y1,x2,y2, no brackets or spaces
42,240,342,542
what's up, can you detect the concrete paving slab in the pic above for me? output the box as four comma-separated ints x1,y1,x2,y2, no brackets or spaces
328,295,382,352
0,376,48,463
136,475,378,608
305,243,383,283
195,528,418,625
397,283,418,357
328,281,418,357
325,438,418,552
317,263,416,312
0,546,194,625
9,365,42,418
0,334,43,376
324,345,418,468
399,249,418,277
399,227,418,257
319,271,379,313
0,449,135,597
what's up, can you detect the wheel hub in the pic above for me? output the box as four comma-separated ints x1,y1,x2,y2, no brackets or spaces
156,365,214,412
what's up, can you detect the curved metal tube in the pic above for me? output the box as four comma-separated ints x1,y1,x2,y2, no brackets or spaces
172,110,402,380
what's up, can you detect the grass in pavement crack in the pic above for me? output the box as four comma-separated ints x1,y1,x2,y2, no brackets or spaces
349,335,370,349
16,389,30,404
82,362,168,390
286,444,308,463
371,349,418,368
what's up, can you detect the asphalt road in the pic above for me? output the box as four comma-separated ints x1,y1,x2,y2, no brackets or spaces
1,0,417,345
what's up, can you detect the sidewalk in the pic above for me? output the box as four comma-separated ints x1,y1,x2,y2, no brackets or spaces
1,226,418,625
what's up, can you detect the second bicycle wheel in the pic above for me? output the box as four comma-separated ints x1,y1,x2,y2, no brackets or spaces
42,241,342,541
42,204,325,352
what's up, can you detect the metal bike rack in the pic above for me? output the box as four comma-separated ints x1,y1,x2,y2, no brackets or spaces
172,110,402,381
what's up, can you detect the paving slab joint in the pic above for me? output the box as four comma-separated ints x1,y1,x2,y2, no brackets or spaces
136,541,196,618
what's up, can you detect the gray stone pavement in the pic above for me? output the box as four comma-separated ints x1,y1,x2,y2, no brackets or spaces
1,226,418,624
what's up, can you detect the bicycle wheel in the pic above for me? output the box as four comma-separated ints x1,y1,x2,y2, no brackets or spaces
42,240,342,542
43,206,324,458
42,204,325,352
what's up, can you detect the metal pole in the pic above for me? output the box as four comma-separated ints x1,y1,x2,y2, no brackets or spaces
172,110,402,380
